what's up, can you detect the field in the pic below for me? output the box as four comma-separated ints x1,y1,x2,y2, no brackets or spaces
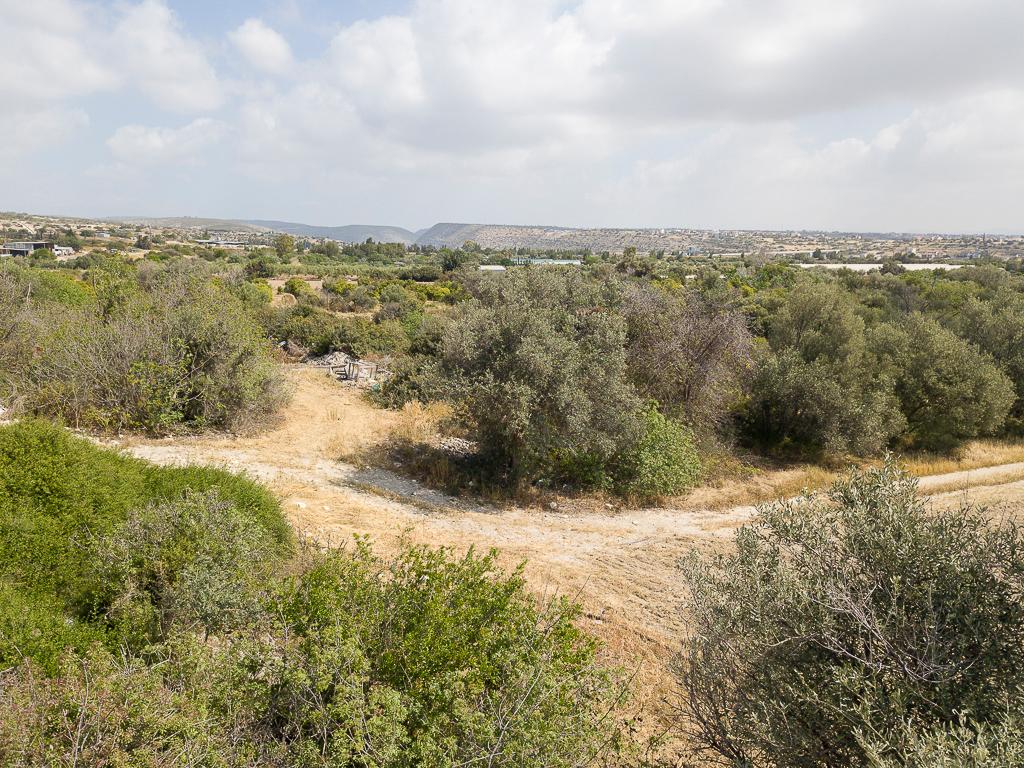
108,366,1024,738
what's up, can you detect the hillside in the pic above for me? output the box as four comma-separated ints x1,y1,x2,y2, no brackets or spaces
108,216,273,233
246,220,418,243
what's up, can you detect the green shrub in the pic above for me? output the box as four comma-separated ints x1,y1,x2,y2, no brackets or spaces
679,460,1024,767
332,316,411,357
871,314,1015,451
282,276,320,304
742,346,905,456
0,646,228,767
613,407,702,499
436,270,643,487
268,303,341,354
222,542,626,766
92,490,278,646
0,420,289,667
741,281,906,456
1,268,287,433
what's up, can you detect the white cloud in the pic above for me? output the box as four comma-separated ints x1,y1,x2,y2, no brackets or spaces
0,0,115,102
4,0,1024,231
584,88,1024,232
107,118,227,165
0,108,89,160
230,18,294,74
113,0,223,112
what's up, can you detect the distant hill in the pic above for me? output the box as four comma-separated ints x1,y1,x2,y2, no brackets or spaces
106,216,707,252
245,221,418,244
106,217,418,244
108,216,272,233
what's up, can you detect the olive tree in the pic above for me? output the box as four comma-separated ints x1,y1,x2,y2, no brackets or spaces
438,269,643,487
742,282,904,455
950,290,1024,433
871,314,1014,451
621,283,752,432
678,461,1024,768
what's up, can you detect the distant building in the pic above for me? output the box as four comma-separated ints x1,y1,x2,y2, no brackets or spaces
195,238,245,248
509,257,582,266
478,264,507,271
1,241,55,257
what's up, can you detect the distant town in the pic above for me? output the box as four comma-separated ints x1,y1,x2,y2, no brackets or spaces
2,211,1021,267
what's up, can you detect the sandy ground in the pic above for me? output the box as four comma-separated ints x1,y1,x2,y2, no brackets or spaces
109,367,1024,730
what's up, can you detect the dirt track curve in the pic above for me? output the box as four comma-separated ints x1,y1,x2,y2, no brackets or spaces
109,367,1024,724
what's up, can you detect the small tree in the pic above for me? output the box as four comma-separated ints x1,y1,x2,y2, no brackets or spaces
438,269,643,487
742,282,905,456
871,314,1014,451
622,283,751,433
679,460,1024,768
273,234,295,259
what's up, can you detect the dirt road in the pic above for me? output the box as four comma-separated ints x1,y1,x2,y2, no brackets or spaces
110,367,1024,725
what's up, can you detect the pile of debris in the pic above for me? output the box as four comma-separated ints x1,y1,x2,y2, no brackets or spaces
305,350,387,386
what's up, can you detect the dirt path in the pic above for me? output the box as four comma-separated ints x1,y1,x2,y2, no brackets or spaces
109,367,1024,725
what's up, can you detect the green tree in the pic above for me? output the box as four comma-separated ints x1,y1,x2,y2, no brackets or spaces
871,314,1014,451
950,290,1024,432
438,270,643,487
742,282,904,455
273,233,295,258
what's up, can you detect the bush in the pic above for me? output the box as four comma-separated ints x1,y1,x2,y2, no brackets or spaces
613,407,702,500
950,291,1024,432
742,346,904,456
741,281,906,456
0,647,227,767
92,490,277,645
0,267,287,433
282,276,320,304
0,420,289,668
623,284,751,432
436,270,643,487
268,304,341,355
679,460,1024,767
222,542,626,766
0,543,627,767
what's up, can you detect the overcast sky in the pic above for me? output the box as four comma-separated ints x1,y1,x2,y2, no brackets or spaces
3,0,1023,233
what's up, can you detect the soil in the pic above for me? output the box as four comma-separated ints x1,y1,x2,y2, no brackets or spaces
108,366,1024,733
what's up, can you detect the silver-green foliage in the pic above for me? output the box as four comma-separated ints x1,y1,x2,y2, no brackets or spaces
679,460,1024,767
93,490,275,643
439,269,643,486
0,265,286,433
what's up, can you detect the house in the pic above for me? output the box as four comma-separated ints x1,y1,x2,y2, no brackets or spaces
1,241,55,257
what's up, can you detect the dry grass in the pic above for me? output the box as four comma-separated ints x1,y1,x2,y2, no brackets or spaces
677,464,839,510
921,465,1024,495
332,399,451,464
900,439,1024,477
674,439,1024,511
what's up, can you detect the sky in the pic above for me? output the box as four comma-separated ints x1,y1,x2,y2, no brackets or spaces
2,0,1023,233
